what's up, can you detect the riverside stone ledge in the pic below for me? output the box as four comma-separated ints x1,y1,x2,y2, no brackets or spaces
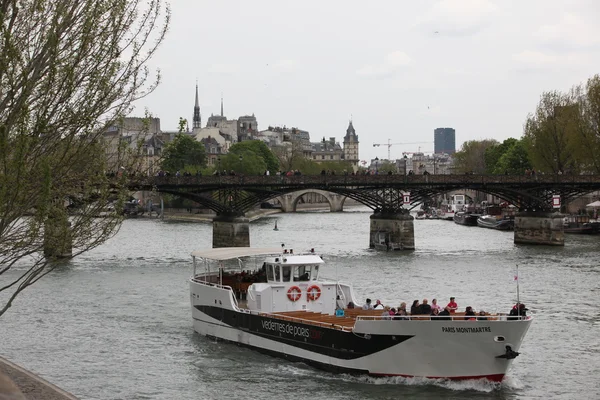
0,356,78,400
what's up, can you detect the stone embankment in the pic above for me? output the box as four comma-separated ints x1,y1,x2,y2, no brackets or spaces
0,356,77,400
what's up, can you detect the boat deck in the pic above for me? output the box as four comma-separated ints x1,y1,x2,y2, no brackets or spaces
257,308,500,331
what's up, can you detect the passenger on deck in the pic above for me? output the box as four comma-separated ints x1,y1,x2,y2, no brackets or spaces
464,306,476,320
362,298,373,310
410,300,420,315
508,303,528,320
373,299,384,309
447,297,458,313
477,310,488,321
397,302,408,316
336,295,345,310
347,301,355,309
381,306,392,320
431,298,441,312
419,299,432,315
430,308,440,318
437,307,452,320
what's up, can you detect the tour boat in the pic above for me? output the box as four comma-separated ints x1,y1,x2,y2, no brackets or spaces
189,246,532,382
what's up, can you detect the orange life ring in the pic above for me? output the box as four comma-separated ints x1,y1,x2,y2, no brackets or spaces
306,285,321,301
287,286,302,302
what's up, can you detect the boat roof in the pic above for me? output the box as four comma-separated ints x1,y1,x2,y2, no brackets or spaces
191,247,283,261
264,254,324,265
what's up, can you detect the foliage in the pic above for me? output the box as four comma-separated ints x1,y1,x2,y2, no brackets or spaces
161,134,207,173
178,117,188,133
229,140,279,173
523,91,579,174
272,141,306,172
483,138,532,174
484,138,517,174
0,0,169,317
375,160,397,174
219,151,266,175
453,140,498,174
494,139,532,174
569,75,600,173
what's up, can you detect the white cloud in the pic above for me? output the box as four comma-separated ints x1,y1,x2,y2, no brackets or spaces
356,51,412,78
534,13,600,49
414,0,498,36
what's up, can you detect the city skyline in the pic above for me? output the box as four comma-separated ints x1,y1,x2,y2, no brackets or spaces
137,0,600,162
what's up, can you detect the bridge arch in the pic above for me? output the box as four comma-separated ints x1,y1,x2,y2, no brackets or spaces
278,189,347,212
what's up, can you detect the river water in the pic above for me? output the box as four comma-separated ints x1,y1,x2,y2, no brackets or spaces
1,207,599,400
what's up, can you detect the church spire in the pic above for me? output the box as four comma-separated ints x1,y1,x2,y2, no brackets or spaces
220,95,224,117
193,82,201,128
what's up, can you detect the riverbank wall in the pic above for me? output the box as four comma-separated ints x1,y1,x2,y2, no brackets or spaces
0,356,78,400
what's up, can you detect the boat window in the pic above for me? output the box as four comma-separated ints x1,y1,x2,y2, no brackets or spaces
282,265,291,282
312,265,319,280
274,265,281,282
294,265,311,281
266,264,274,281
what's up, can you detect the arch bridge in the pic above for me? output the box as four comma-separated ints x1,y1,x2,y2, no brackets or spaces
130,174,600,249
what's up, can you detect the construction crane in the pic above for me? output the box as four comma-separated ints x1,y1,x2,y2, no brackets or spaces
372,139,433,160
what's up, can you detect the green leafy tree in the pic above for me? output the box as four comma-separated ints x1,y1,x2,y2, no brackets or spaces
484,138,517,174
453,139,498,174
229,140,279,173
0,0,169,317
161,134,207,173
220,151,266,175
178,117,188,133
523,91,579,174
495,139,532,174
570,75,600,173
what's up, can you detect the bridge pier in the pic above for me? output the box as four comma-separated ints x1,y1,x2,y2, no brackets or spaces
43,211,72,258
369,211,415,251
212,215,250,248
514,211,564,246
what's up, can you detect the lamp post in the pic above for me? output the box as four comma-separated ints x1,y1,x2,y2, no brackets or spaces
375,157,379,175
217,156,221,175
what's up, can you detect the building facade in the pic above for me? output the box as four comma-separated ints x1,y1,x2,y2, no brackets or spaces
311,137,344,162
343,120,359,167
434,127,456,154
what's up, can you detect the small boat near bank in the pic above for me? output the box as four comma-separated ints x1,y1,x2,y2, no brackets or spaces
189,246,532,381
477,215,514,230
453,211,479,226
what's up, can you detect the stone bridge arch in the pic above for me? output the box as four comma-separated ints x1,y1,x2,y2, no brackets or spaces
278,189,347,212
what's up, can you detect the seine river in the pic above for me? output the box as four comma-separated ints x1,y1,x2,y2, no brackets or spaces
1,207,599,399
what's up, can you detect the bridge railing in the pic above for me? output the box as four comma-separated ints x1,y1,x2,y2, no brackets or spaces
138,174,600,187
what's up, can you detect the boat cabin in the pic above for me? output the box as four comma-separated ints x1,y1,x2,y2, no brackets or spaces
262,254,321,283
191,247,354,316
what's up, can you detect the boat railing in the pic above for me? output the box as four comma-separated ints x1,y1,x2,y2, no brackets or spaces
190,276,235,291
356,314,530,322
269,313,354,332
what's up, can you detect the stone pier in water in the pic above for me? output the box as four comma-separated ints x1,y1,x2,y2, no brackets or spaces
514,211,564,246
43,213,73,258
369,211,415,251
212,215,250,248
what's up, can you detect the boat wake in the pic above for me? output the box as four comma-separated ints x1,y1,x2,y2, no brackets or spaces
343,374,507,392
265,364,523,393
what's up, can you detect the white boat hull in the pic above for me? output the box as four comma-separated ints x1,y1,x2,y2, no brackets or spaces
190,280,531,381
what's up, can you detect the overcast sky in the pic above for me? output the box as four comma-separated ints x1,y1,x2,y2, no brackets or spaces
138,0,600,162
